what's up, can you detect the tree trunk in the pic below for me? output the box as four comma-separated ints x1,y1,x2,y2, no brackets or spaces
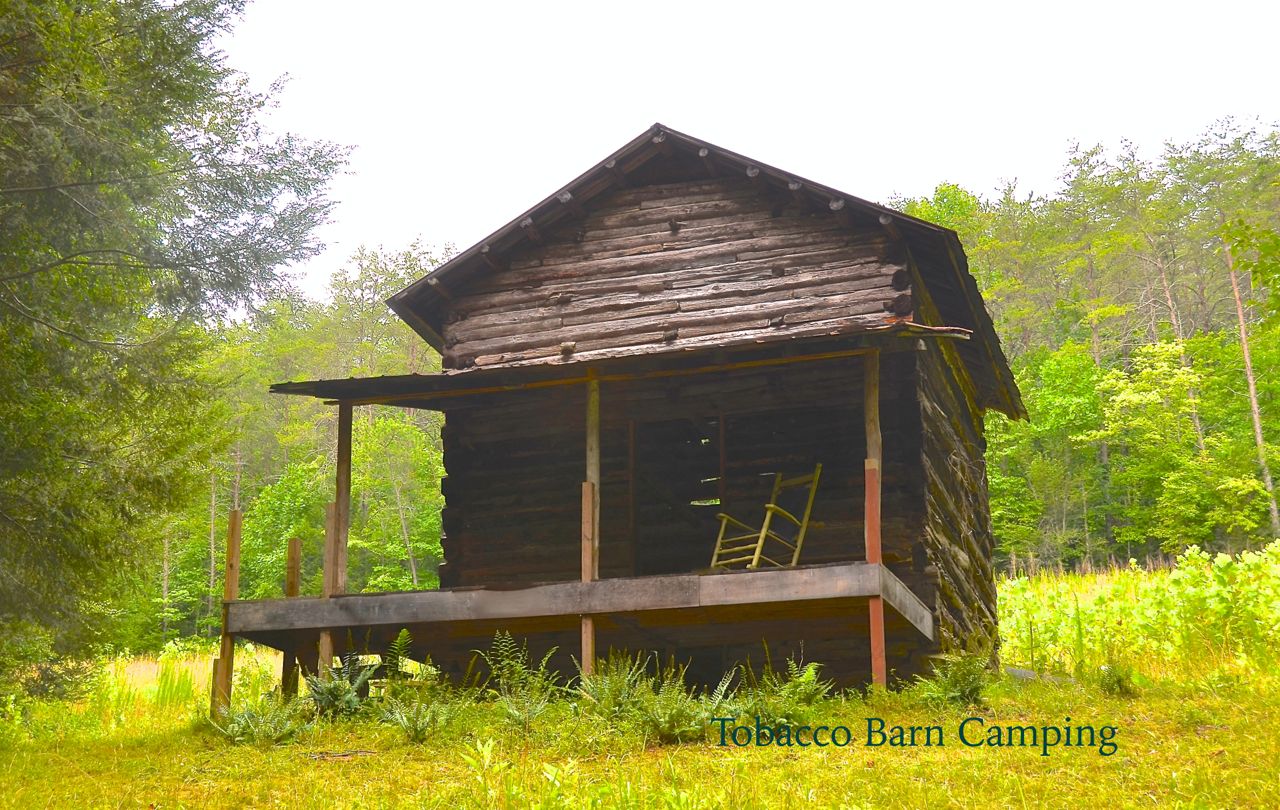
1225,243,1280,537
1155,253,1207,452
392,482,419,586
207,470,217,635
161,532,171,640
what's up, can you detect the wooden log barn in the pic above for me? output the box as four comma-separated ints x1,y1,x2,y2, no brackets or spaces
210,124,1025,709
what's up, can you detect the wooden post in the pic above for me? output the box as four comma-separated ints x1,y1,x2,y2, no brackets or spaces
318,503,337,672
581,374,601,675
316,403,353,677
281,536,302,697
210,509,242,717
864,351,887,687
334,402,353,594
626,420,636,577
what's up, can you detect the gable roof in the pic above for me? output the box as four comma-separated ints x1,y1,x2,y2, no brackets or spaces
387,123,1025,418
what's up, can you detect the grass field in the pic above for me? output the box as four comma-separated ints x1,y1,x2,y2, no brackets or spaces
3,544,1279,809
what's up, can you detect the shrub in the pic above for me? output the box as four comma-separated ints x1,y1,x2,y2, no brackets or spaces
209,696,312,746
0,694,25,747
999,541,1280,681
19,657,95,701
912,653,991,708
305,654,377,720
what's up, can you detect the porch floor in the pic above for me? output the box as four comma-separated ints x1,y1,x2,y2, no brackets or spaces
227,562,932,685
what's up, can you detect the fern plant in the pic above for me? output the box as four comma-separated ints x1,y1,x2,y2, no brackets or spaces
379,696,461,743
634,660,705,744
305,653,378,719
209,696,312,746
575,650,649,720
478,632,562,732
733,657,832,726
912,652,991,708
384,629,413,681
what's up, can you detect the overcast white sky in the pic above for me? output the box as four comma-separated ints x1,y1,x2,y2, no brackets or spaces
221,1,1280,299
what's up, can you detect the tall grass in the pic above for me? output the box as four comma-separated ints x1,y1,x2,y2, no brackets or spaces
998,539,1280,680
5,642,281,743
4,541,1278,751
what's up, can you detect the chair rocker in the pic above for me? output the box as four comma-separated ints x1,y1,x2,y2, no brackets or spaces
709,463,822,570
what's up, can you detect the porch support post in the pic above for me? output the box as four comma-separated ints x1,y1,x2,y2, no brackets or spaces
334,402,353,594
318,402,353,674
581,373,600,675
281,537,302,697
864,350,887,686
211,508,242,717
318,503,338,671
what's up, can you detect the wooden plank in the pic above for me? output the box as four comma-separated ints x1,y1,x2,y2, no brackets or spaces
697,564,880,606
878,565,934,640
226,563,884,633
281,536,302,697
210,509,241,717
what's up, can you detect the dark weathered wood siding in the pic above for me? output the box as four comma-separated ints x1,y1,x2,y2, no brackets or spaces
440,176,911,369
916,338,999,655
438,353,924,590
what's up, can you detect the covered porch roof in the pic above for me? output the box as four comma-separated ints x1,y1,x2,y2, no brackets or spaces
268,322,969,409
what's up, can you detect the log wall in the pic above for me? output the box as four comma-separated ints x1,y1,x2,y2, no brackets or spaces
438,353,924,590
915,338,999,656
439,176,911,369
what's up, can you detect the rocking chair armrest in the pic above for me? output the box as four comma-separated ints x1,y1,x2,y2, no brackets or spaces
716,513,755,531
763,504,803,525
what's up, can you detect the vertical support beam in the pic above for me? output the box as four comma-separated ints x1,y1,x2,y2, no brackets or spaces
626,420,636,577
281,537,302,697
318,503,337,672
210,509,242,717
864,351,883,562
334,402,353,594
580,373,601,675
580,482,597,674
316,402,353,677
864,350,887,687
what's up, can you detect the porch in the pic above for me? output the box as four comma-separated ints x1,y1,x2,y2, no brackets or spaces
211,334,951,710
227,561,932,686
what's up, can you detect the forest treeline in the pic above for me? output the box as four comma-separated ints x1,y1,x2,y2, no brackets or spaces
1,3,1277,665
898,128,1280,569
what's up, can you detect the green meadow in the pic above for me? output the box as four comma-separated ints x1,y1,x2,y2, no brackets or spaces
4,544,1278,809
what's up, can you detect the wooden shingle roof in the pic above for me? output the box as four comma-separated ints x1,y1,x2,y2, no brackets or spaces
383,124,1023,418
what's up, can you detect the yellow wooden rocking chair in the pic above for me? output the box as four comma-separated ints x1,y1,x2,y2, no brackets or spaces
709,463,822,570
